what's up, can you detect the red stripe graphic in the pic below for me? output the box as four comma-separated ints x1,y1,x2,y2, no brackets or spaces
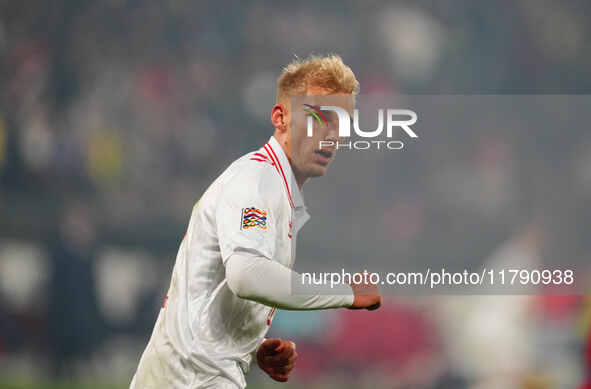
267,307,276,326
263,144,284,188
264,143,295,209
250,157,275,166
263,144,279,172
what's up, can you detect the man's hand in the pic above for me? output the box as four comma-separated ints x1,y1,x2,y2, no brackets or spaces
256,338,297,382
349,277,382,310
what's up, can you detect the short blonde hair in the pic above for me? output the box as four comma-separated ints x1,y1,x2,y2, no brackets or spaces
277,54,359,102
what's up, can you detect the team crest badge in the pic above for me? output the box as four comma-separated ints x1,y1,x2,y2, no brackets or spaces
241,207,268,230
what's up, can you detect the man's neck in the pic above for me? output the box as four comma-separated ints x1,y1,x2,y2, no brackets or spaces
294,172,307,190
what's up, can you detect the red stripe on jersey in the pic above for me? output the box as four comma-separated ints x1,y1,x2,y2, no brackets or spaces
263,144,283,184
253,152,269,160
264,143,295,209
250,157,275,166
266,143,294,207
266,307,276,326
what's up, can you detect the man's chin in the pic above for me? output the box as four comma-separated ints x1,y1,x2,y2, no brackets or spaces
306,164,329,178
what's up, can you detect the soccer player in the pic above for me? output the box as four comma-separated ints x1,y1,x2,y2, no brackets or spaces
130,54,381,389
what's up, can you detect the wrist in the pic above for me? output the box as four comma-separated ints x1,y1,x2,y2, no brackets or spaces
345,285,355,307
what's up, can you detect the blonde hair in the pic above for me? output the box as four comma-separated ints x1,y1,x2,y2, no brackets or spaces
277,54,359,102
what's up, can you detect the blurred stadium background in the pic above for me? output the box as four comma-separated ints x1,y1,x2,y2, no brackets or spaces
1,1,591,388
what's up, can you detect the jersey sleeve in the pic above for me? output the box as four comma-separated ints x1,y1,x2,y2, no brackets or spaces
216,165,284,264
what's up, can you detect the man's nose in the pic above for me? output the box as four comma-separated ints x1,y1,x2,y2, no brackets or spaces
325,126,341,143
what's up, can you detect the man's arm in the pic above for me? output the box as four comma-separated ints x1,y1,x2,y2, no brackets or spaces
225,252,381,310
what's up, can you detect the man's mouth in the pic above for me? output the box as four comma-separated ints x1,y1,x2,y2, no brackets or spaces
315,149,333,158
314,149,334,165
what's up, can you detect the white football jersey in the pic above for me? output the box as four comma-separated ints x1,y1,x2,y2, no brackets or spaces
130,136,310,389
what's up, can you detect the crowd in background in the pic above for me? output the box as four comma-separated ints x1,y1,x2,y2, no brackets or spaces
1,1,591,388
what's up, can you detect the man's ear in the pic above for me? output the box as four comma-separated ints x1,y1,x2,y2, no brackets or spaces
271,104,288,133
